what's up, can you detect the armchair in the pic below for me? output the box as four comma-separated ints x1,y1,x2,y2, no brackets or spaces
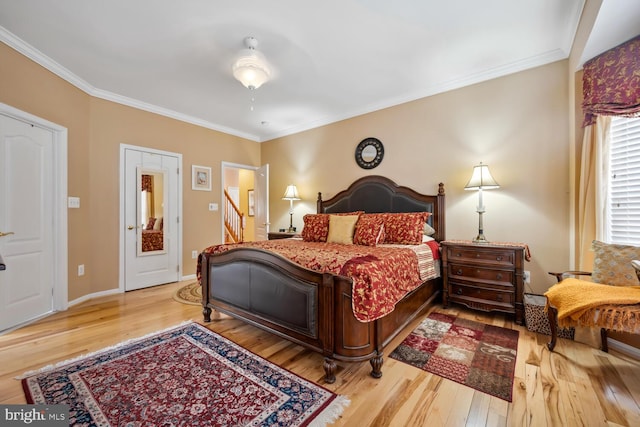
544,241,640,352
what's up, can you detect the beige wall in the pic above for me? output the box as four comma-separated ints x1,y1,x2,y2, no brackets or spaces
263,60,571,294
0,42,261,300
1,39,571,298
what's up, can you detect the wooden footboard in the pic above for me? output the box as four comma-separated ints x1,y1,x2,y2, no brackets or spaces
201,247,440,383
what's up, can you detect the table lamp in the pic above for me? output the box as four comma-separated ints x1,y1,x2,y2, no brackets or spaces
282,184,300,232
464,162,499,243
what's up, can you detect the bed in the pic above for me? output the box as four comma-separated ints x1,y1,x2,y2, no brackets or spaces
199,175,445,383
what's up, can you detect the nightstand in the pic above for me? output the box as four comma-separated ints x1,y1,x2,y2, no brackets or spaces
441,240,527,325
267,231,297,240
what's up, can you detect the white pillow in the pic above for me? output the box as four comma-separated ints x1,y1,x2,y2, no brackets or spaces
423,223,436,236
153,217,163,230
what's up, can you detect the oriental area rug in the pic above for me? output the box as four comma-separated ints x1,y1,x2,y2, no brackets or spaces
20,322,349,426
390,312,519,401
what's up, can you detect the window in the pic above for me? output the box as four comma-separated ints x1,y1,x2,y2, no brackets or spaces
607,116,640,244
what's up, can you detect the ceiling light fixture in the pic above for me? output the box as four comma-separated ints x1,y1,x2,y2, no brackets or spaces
232,37,271,90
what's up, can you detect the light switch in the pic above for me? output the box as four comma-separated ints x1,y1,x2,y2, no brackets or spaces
68,197,80,208
209,203,218,211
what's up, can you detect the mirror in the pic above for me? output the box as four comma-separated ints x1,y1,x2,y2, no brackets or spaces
355,137,384,169
361,145,377,162
137,167,167,256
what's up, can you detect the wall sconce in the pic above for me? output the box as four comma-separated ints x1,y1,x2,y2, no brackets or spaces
464,162,499,243
282,184,300,233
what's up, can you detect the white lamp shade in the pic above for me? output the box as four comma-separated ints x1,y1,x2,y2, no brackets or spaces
282,184,300,200
464,163,499,190
232,49,271,89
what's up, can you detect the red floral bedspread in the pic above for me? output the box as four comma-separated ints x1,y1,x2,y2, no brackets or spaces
199,240,439,322
142,230,163,252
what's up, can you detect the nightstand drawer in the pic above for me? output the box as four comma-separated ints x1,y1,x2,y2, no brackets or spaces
449,282,514,308
445,247,515,267
448,264,514,286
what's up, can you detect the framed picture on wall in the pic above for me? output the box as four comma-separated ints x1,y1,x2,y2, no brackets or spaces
192,165,211,191
248,189,255,216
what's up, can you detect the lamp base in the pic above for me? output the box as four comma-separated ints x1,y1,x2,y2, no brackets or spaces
473,234,489,244
287,226,296,233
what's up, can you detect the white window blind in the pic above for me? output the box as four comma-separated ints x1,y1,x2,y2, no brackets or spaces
608,116,640,245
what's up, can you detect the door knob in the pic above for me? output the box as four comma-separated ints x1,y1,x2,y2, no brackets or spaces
0,231,15,237
127,225,137,230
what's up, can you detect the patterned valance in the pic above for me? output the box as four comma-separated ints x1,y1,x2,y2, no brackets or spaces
582,34,640,127
141,174,153,192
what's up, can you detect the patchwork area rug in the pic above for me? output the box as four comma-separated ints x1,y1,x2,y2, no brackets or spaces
390,312,519,401
173,281,201,305
21,322,349,426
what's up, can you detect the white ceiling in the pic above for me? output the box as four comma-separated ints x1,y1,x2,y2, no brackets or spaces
0,1,638,142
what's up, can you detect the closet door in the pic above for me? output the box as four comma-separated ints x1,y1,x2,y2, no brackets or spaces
123,146,181,291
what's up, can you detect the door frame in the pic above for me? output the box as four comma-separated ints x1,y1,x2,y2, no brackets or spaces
0,102,68,312
118,144,183,291
221,162,264,242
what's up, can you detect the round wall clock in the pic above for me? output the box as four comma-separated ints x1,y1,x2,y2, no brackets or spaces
355,137,384,169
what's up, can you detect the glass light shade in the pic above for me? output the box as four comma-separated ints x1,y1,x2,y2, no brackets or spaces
232,49,271,89
282,185,300,200
464,163,500,190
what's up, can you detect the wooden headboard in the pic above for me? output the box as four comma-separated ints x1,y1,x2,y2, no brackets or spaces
316,175,446,242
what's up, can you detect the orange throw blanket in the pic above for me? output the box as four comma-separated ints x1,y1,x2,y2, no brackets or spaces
545,278,640,330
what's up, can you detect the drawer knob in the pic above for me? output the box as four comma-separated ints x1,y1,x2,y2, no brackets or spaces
455,252,461,257
496,256,503,261
456,269,463,275
496,273,503,280
456,288,463,295
496,294,503,301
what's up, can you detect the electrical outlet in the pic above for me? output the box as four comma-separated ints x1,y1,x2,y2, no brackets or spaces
523,270,531,284
78,264,85,276
191,250,198,259
68,197,80,208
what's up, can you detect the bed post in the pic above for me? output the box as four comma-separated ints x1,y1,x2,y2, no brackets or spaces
201,253,212,322
435,182,445,241
321,272,337,383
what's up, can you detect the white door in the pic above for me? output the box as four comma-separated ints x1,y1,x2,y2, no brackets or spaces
123,146,180,291
0,115,54,330
254,164,269,241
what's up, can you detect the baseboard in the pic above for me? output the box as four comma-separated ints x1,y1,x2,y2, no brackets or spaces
608,338,640,360
68,288,122,307
181,273,196,281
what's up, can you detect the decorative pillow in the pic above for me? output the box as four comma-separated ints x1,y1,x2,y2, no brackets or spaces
326,215,360,244
353,214,385,246
153,217,163,231
592,240,640,286
301,212,363,242
381,212,431,244
301,214,329,242
146,217,156,230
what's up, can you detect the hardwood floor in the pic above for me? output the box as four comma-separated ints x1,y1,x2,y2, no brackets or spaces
1,280,639,426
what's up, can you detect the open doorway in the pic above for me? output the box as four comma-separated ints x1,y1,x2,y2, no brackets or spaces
221,162,269,243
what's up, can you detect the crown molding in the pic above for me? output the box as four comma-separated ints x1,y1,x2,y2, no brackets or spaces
260,48,568,141
0,26,261,142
